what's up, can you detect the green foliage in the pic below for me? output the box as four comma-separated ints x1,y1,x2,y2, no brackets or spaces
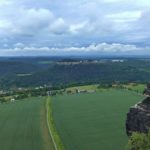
1,58,150,89
127,131,150,150
0,98,6,103
97,83,112,88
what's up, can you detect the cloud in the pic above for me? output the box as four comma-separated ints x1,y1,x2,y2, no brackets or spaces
0,0,150,55
48,18,68,35
105,11,141,23
14,43,24,48
69,21,92,34
18,8,54,32
0,6,70,37
2,8,55,36
0,0,12,6
0,43,149,56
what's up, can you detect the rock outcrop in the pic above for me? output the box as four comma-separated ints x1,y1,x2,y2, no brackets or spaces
126,83,150,136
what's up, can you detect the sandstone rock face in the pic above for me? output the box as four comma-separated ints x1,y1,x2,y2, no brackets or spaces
126,97,150,136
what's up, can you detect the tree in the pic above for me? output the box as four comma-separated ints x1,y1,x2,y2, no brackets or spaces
127,131,150,150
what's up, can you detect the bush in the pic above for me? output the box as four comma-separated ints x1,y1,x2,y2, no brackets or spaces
127,131,150,150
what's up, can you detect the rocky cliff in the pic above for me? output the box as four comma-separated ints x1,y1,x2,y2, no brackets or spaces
126,82,150,136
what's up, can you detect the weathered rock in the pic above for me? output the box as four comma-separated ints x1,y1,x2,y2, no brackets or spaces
143,83,150,96
126,97,150,136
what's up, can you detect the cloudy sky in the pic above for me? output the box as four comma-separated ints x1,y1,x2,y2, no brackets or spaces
0,0,150,56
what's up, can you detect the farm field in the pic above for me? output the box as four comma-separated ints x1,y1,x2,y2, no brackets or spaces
0,97,55,150
52,89,145,150
122,83,145,93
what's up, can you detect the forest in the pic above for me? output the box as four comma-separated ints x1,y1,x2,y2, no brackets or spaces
0,57,150,89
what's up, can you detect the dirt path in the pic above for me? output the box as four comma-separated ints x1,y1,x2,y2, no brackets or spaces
40,99,56,150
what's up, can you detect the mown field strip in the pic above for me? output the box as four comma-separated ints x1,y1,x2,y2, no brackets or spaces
46,97,64,150
46,98,58,150
52,90,144,150
0,97,54,150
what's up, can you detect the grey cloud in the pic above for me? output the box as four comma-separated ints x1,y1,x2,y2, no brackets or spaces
0,0,150,54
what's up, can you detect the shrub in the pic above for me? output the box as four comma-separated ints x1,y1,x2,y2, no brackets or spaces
127,131,150,150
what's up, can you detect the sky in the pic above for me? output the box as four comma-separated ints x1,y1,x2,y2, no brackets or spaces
0,0,150,56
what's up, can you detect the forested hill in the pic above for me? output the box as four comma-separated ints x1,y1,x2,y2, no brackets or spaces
0,57,150,89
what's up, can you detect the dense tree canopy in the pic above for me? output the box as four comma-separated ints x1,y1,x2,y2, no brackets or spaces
0,58,150,89
127,131,150,150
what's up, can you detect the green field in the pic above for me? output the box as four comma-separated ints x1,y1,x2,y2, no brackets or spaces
52,89,145,150
123,84,145,93
0,97,55,150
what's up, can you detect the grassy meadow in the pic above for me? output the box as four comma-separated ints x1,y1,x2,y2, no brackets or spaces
122,83,145,93
52,89,145,150
0,84,146,150
0,97,55,150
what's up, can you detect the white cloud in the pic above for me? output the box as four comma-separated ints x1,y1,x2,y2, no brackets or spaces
14,8,54,35
0,0,12,6
0,43,148,56
48,18,68,35
14,43,24,48
0,19,13,35
69,21,91,34
136,0,150,7
103,0,124,3
59,43,143,52
0,0,150,55
0,7,69,37
106,11,141,23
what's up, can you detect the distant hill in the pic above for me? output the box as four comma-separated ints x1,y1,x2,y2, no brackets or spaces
0,58,150,89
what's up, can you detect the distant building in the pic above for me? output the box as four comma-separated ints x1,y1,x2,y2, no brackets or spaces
87,90,95,93
47,91,52,96
10,98,15,102
76,89,87,93
112,59,124,63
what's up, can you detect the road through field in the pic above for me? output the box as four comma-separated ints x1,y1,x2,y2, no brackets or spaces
0,97,55,150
